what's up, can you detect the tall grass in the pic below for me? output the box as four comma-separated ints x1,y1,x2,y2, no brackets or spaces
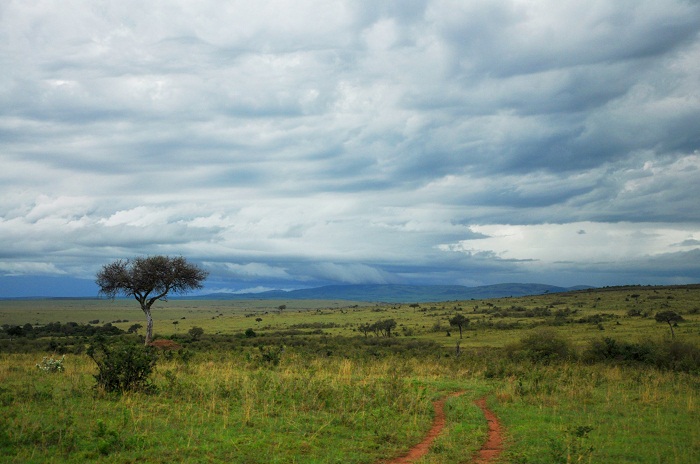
2,284,699,463
493,362,700,463
0,350,487,463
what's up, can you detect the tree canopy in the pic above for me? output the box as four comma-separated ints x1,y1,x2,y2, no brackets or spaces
96,256,208,344
655,310,684,339
449,314,469,339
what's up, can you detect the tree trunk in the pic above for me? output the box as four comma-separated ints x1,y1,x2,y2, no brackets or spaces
142,305,154,345
668,321,675,339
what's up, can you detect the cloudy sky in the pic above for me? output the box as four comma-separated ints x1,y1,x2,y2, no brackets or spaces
2,0,700,297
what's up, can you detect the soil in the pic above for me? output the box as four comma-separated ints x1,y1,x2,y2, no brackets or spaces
472,397,503,463
148,339,182,350
382,392,503,464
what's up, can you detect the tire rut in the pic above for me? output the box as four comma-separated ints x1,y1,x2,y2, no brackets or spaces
380,392,503,464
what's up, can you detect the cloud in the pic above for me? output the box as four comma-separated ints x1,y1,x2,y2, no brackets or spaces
672,239,700,247
1,0,700,295
306,262,395,284
0,262,67,277
440,222,700,284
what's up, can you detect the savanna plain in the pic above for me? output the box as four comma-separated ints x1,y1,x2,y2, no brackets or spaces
1,285,699,463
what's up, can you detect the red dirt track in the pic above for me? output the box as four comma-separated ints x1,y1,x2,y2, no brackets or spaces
472,397,503,463
382,392,503,464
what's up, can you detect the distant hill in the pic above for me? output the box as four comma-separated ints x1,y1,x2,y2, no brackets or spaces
190,283,590,303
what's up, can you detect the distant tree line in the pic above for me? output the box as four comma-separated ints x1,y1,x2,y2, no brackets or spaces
1,321,124,339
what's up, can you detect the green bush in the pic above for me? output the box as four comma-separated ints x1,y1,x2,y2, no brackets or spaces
87,339,157,393
506,329,574,364
647,339,700,373
583,337,700,373
583,337,652,364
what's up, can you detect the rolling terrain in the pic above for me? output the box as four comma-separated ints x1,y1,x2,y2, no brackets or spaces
187,282,590,303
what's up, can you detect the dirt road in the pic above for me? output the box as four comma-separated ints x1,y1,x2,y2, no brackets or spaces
382,392,503,464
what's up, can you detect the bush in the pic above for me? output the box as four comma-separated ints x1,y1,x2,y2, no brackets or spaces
188,326,204,340
36,355,65,373
87,339,157,393
256,345,284,366
506,329,574,364
647,339,700,373
583,337,700,373
583,337,652,364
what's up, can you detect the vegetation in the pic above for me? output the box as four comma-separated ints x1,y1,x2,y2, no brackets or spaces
0,284,699,462
95,256,208,345
655,310,684,338
87,338,158,393
449,313,469,339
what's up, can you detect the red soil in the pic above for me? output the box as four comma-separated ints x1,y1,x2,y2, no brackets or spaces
382,392,503,464
472,397,503,463
148,339,182,350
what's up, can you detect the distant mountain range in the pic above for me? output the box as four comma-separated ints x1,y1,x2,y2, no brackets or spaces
188,283,592,303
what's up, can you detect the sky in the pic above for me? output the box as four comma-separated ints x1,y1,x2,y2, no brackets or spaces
1,0,700,297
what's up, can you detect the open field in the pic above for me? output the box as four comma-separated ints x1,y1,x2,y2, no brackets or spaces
1,285,699,462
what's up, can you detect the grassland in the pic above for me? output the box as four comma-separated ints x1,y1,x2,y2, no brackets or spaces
1,284,699,463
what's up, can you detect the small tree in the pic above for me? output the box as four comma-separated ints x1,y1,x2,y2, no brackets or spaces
655,311,684,339
188,326,204,341
449,314,469,339
96,256,208,345
374,319,396,337
358,322,372,338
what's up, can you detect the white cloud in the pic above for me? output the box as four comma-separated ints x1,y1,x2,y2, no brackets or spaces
0,262,67,277
444,222,700,265
1,0,700,295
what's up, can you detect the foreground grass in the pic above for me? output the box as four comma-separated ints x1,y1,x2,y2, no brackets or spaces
1,345,699,463
0,350,489,463
493,363,700,463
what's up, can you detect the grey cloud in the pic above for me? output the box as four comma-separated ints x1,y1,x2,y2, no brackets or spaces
436,1,700,77
1,0,699,294
673,239,700,247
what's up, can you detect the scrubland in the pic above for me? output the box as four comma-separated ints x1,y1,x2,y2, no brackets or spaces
1,285,699,463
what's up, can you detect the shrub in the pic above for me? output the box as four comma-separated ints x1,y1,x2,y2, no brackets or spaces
36,355,65,373
583,337,700,373
583,337,652,364
506,329,574,364
245,345,284,367
188,326,204,340
127,323,143,334
647,339,700,373
87,339,157,393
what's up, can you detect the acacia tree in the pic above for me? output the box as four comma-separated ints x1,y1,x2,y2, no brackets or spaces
378,319,397,337
655,310,684,339
449,314,469,339
96,256,208,345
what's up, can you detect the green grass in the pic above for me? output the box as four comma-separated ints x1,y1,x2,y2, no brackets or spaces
0,352,480,463
493,363,700,463
1,284,699,462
